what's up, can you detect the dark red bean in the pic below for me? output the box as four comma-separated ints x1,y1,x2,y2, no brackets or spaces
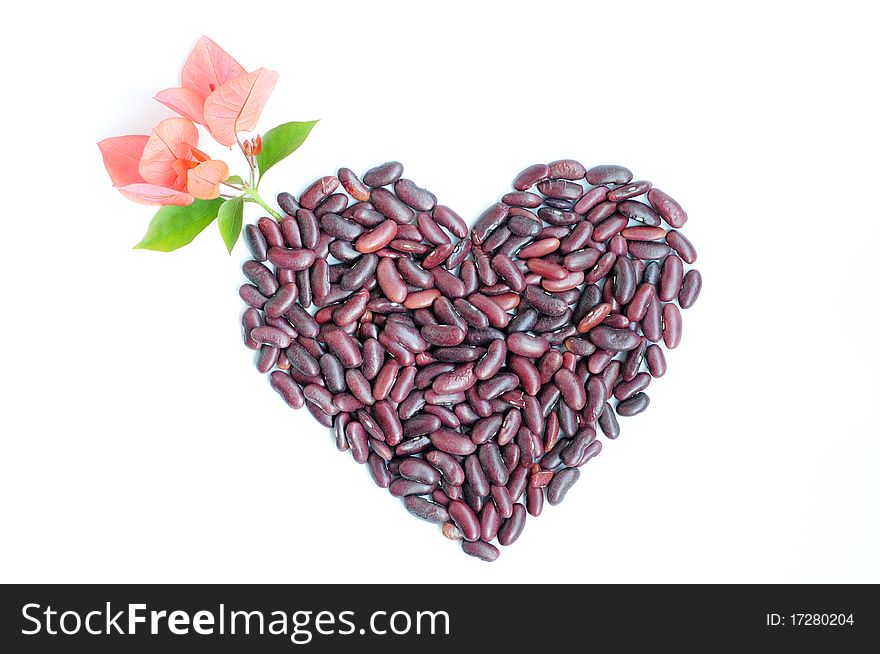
607,180,651,201
679,270,702,308
547,467,580,505
276,192,301,216
295,209,320,249
449,499,480,541
662,303,682,349
269,370,304,409
548,159,586,180
618,199,661,226
461,539,500,562
426,450,466,486
267,247,316,271
355,220,398,254
337,167,371,201
588,325,642,351
666,230,697,264
585,164,633,185
627,241,671,261
526,485,543,517
617,391,650,416
659,255,684,302
430,428,477,455
627,283,656,322
537,179,582,201
404,495,449,523
513,163,550,191
472,202,510,245
363,161,404,187
598,402,620,439
244,224,268,261
433,205,468,238
497,503,526,546
394,178,436,211
648,188,688,228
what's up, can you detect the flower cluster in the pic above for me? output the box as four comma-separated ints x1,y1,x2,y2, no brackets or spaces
99,37,317,252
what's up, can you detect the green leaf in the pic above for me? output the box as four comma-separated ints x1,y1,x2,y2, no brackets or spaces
217,196,245,254
256,120,319,176
133,198,224,252
225,175,245,186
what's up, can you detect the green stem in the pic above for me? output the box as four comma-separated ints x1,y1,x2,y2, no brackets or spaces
244,185,282,221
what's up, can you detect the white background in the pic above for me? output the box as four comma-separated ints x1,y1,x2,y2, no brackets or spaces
1,0,877,583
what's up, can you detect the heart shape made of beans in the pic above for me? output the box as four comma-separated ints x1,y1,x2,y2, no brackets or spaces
238,160,701,562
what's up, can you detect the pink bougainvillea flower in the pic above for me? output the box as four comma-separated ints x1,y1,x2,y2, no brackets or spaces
155,36,246,126
98,117,228,205
155,37,277,148
186,160,229,200
204,68,279,147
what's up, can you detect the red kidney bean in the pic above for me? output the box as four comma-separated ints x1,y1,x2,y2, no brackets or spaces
337,167,371,201
299,176,339,210
621,337,648,382
585,251,616,285
679,269,702,308
607,180,651,201
617,392,650,416
537,179,583,200
592,214,629,242
613,257,636,305
394,178,436,211
645,344,666,378
465,454,490,497
241,307,262,350
648,188,688,228
554,368,586,411
502,191,543,208
258,216,284,248
255,345,278,373
472,202,510,245
267,247,316,271
627,283,656,322
618,199,661,226
585,164,633,185
461,539,500,561
449,499,480,541
548,159,586,180
389,478,435,497
659,255,684,302
243,260,279,297
628,241,672,260
401,496,448,524
276,192,301,216
363,161,404,187
430,428,477,455
244,224,268,261
250,326,291,349
269,370,304,409
546,467,580,505
642,296,663,343
622,225,666,241
431,205,467,238
479,501,501,542
512,163,550,191
355,220,398,254
588,325,641,351
371,188,414,224
662,303,682,349
614,371,651,401
666,230,697,264
478,442,508,486
526,485,544,516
